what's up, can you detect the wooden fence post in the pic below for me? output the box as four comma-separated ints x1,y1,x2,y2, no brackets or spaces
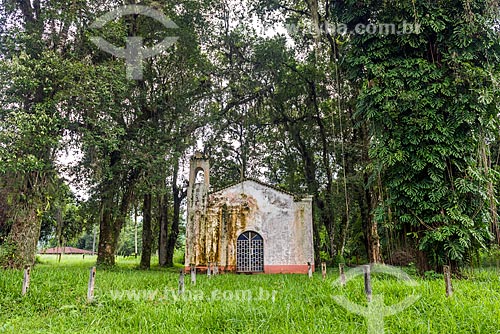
87,267,96,302
308,262,313,278
443,265,453,297
321,262,327,280
22,266,31,296
363,265,372,302
179,270,185,295
339,263,346,287
190,264,196,285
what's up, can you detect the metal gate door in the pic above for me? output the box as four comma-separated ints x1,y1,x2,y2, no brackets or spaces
236,231,264,272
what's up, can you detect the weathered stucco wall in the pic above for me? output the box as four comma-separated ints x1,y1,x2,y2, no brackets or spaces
185,177,314,273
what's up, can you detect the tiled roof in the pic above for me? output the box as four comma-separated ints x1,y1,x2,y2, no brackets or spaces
39,247,93,254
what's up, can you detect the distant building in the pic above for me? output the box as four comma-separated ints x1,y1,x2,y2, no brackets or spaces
39,247,93,255
185,153,314,274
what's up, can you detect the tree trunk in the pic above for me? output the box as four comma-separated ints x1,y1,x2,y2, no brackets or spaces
166,162,186,266
97,202,117,266
338,213,349,258
97,185,135,266
285,121,322,264
366,215,382,264
319,197,337,260
134,206,138,257
4,205,41,269
360,124,382,264
56,207,63,263
315,109,337,261
357,173,380,264
1,173,47,269
0,186,10,241
416,249,431,274
158,193,169,267
166,191,180,267
479,140,500,245
96,150,138,266
140,193,153,269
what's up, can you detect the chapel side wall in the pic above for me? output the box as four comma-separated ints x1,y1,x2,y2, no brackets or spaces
244,182,295,267
291,196,314,268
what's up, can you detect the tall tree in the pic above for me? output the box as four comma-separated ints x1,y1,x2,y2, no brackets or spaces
74,0,212,266
346,0,500,271
0,0,89,268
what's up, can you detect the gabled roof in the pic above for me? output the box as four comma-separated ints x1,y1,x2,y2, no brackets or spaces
39,247,93,254
210,178,308,200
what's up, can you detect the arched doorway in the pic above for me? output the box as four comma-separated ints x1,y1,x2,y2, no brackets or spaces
237,231,264,273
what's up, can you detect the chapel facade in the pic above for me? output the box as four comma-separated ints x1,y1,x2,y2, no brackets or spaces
184,153,314,274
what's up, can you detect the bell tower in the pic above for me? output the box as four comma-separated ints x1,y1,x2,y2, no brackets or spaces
187,151,210,195
185,152,210,269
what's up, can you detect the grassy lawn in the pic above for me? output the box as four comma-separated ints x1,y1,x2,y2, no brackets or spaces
1,255,499,333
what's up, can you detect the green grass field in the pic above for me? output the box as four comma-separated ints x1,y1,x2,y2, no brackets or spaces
1,255,499,333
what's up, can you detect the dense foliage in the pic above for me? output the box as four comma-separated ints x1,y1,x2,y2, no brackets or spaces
347,0,500,269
